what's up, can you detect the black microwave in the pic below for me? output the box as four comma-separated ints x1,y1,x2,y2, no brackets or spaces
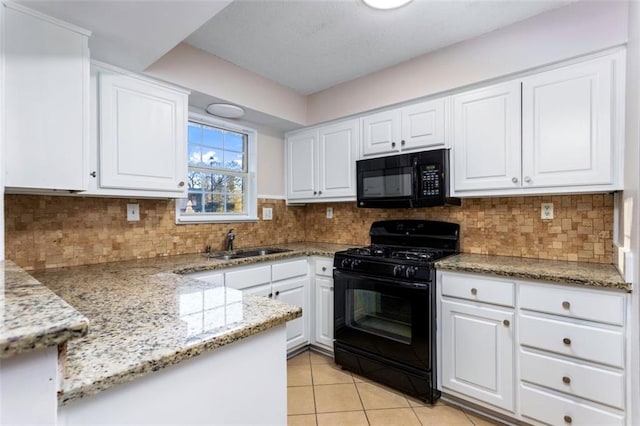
356,149,460,208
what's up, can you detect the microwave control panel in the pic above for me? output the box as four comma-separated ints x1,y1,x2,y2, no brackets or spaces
420,165,441,196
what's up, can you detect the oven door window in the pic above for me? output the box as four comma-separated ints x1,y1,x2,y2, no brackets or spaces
361,168,413,199
349,289,411,344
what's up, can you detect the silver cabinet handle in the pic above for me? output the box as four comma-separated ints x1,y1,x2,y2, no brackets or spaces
90,171,97,178
562,376,571,384
512,177,518,183
313,191,317,195
178,181,185,187
562,301,570,309
322,266,327,271
503,319,510,327
524,176,531,183
318,190,322,195
470,288,477,295
401,140,405,146
391,142,396,148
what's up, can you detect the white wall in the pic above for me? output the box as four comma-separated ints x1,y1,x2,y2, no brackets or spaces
254,123,285,198
622,1,640,423
145,43,308,126
306,0,628,124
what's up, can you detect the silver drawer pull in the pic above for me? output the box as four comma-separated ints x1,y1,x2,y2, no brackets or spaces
562,301,571,309
322,266,327,271
564,415,572,424
562,376,571,384
563,337,571,346
470,288,478,296
503,319,510,327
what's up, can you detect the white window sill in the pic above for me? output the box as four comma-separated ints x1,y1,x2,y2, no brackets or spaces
176,214,259,224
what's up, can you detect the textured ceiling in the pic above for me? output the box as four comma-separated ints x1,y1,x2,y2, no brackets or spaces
185,0,573,95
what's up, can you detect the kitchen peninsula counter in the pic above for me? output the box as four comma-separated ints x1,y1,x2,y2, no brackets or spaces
29,242,351,406
436,253,631,291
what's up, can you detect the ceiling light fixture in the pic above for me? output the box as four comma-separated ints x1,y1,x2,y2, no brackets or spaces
362,0,413,10
205,103,245,119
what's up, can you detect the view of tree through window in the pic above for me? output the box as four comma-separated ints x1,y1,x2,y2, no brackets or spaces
178,121,247,216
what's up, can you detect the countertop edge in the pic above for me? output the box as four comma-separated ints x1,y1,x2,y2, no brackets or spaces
435,255,631,292
1,261,90,359
59,304,301,405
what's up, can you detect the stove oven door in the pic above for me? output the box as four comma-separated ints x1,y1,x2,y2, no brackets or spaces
333,269,434,372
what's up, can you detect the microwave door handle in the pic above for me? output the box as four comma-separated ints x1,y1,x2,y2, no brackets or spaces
412,159,420,199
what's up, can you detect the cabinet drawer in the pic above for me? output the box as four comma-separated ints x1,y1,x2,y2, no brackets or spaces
520,283,625,325
315,258,334,277
520,350,624,409
440,272,515,307
520,384,624,426
520,314,624,368
187,271,224,286
272,259,308,282
225,265,271,290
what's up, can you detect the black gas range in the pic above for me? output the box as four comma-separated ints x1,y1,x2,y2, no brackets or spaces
333,219,460,403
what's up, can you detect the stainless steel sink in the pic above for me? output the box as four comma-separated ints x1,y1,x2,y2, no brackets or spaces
202,247,293,260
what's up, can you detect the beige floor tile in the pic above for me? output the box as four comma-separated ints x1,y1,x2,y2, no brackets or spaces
288,364,313,387
314,383,364,413
316,411,369,426
311,363,354,385
287,414,317,426
465,411,505,426
356,381,410,410
413,405,474,425
288,351,311,367
309,351,333,365
366,408,421,426
288,386,316,416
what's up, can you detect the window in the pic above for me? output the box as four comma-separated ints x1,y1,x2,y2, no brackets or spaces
176,113,257,223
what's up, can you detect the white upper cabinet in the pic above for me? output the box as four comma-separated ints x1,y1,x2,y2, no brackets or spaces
286,129,317,200
451,50,624,197
521,56,616,188
452,81,522,192
286,119,358,202
362,98,448,158
4,3,90,192
93,66,189,197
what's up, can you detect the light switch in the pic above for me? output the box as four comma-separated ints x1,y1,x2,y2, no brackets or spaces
263,207,273,220
326,207,334,219
541,202,553,220
127,203,140,221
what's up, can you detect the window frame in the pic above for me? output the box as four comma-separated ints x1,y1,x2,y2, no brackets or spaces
176,112,258,224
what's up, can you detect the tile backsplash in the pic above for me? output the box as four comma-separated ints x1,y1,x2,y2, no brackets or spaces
5,193,614,270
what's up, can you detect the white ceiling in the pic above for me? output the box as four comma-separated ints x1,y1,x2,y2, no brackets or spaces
185,0,574,95
17,0,575,129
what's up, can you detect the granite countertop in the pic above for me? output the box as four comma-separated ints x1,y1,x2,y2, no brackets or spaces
29,242,351,405
436,253,631,292
0,260,88,358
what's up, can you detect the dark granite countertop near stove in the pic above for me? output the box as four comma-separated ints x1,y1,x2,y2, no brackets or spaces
435,253,631,292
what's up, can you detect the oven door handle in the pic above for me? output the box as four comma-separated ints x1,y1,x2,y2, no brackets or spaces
333,270,429,291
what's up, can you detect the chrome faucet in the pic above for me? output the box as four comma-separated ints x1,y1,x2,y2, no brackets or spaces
226,229,235,251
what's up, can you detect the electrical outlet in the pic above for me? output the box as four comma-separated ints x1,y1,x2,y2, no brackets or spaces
326,207,334,219
541,202,554,220
262,207,273,220
127,203,140,221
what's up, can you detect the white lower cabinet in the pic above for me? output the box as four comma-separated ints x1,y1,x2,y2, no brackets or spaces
193,258,310,352
439,272,515,412
437,270,630,425
313,258,334,352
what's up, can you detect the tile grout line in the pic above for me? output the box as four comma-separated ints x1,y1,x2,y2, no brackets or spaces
351,374,372,425
309,355,319,425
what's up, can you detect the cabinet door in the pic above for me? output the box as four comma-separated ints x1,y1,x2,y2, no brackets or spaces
522,55,616,188
401,98,448,151
441,300,514,411
99,73,187,194
452,81,521,192
4,5,89,191
274,278,309,351
286,129,317,199
317,120,358,198
314,276,334,351
361,109,401,157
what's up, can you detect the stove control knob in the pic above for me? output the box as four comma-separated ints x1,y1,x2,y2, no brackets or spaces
393,265,405,277
351,260,361,270
405,267,416,279
341,259,352,269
